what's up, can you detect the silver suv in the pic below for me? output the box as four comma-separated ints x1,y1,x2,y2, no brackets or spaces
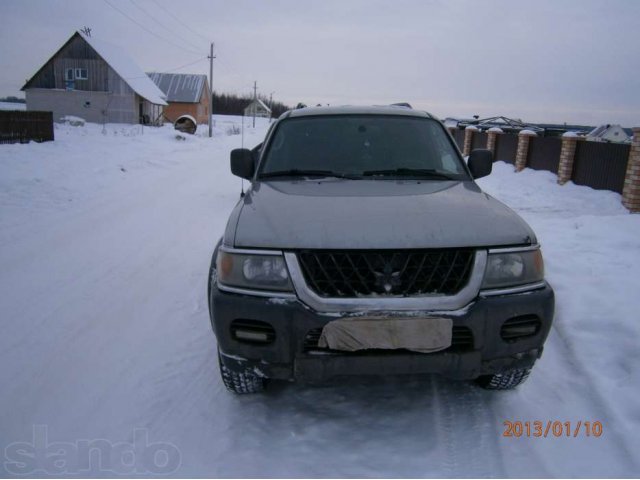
208,105,554,394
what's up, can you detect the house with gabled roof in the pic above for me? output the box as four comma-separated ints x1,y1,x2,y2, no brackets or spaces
586,124,631,143
244,98,271,118
21,31,167,125
147,73,210,125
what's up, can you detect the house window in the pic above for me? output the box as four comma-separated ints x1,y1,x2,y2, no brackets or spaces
65,68,74,81
75,68,88,80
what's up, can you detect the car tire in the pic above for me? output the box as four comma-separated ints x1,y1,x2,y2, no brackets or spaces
475,367,532,390
218,350,266,394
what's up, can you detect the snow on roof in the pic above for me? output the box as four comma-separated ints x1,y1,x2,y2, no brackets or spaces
588,125,608,137
146,73,207,103
80,32,167,106
246,98,271,112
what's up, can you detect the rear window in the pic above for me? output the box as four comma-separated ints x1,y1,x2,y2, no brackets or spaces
260,115,467,178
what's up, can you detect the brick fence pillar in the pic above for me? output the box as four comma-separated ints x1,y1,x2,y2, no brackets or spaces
463,126,477,156
622,128,640,212
486,127,503,157
515,130,537,171
557,133,581,185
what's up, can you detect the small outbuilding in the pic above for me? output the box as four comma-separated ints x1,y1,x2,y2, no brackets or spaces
147,73,210,125
243,98,271,118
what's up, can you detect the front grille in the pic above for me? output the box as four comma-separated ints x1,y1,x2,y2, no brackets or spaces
297,249,475,298
303,325,474,353
450,326,474,351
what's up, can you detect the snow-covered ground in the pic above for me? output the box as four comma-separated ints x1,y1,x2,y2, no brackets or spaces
0,101,26,111
0,116,639,477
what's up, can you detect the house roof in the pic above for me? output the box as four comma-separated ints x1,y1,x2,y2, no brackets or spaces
587,124,629,139
22,31,167,106
146,73,207,103
80,32,167,105
245,98,272,113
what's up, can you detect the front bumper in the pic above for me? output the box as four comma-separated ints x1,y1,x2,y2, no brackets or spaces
210,281,555,382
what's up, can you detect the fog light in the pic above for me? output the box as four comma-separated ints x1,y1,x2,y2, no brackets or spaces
500,315,541,342
234,329,270,342
230,319,276,344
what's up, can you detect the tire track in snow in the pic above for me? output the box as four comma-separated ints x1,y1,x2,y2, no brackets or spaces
432,376,506,477
547,323,639,470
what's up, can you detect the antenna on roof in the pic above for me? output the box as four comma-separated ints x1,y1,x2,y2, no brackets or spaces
80,26,92,37
240,115,245,198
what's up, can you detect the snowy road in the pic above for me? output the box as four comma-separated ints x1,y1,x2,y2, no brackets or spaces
1,118,639,477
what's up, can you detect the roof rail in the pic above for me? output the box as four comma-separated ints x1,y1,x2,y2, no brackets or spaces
390,102,412,109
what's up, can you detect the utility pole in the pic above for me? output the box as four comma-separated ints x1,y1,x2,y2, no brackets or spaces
252,80,257,128
269,91,274,123
208,42,215,138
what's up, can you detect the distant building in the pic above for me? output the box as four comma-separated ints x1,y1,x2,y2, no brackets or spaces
244,98,271,118
147,73,210,124
21,31,167,125
586,124,631,143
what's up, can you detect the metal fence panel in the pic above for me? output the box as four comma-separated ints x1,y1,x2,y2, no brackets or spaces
472,132,488,150
494,134,518,164
453,129,465,150
572,141,629,193
527,137,562,173
0,111,54,144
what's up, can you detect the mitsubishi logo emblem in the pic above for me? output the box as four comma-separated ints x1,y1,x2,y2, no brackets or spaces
373,262,402,293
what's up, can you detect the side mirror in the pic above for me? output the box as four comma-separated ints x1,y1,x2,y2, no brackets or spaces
468,149,493,179
230,148,255,179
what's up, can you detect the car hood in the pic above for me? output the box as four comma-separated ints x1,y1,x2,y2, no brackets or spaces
229,179,536,250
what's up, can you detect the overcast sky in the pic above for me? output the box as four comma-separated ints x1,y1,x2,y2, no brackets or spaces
1,0,638,125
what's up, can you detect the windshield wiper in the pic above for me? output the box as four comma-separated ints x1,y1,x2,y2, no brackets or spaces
362,168,457,180
259,169,362,180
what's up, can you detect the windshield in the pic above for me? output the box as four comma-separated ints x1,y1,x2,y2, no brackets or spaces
258,115,468,180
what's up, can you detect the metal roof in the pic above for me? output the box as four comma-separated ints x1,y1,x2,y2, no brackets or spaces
146,73,207,103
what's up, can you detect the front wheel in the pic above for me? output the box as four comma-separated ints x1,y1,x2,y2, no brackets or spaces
475,367,532,390
218,350,266,394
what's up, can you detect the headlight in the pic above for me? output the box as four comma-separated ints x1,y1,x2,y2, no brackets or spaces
481,248,544,289
216,249,293,291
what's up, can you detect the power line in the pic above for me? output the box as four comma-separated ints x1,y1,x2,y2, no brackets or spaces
128,0,203,52
124,56,208,79
102,0,202,56
148,0,211,43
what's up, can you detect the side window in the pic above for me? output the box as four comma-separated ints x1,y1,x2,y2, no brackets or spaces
65,68,74,81
75,68,88,80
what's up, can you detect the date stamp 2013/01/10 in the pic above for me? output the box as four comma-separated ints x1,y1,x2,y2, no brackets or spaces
503,421,603,438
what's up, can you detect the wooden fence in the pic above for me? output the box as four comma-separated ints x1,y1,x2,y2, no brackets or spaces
0,111,54,144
